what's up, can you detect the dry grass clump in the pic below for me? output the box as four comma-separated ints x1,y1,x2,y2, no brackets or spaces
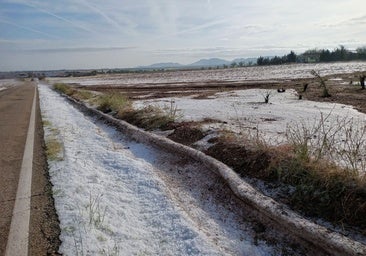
96,93,181,130
53,83,95,102
206,115,366,230
268,147,366,228
73,90,94,101
97,92,131,114
279,114,366,228
53,83,75,96
119,104,179,130
53,85,181,131
46,138,63,161
43,119,64,161
286,113,366,174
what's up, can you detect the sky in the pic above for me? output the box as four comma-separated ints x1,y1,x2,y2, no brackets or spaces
0,0,366,71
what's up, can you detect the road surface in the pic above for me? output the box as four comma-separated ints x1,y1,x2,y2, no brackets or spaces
0,81,59,255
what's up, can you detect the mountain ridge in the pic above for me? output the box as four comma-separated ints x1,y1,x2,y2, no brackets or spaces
139,57,257,69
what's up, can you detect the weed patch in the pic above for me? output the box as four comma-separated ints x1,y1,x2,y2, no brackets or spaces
46,138,63,161
86,192,107,228
118,103,181,130
97,92,131,114
206,131,366,231
286,113,366,174
43,119,63,161
54,83,75,96
73,90,94,101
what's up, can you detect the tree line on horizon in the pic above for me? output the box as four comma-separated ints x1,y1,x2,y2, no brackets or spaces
256,46,366,66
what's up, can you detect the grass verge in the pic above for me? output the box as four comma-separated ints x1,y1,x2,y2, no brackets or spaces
97,92,131,113
53,85,181,130
53,83,75,96
46,138,63,161
53,83,95,102
119,104,179,130
97,92,180,130
43,119,64,161
206,122,366,232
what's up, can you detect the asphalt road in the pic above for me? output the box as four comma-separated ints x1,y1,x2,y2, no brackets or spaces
0,81,60,255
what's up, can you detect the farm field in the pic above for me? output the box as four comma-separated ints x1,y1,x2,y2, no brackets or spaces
50,62,366,170
50,62,366,86
45,62,366,254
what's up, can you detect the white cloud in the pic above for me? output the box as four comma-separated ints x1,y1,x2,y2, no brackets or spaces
1,0,366,71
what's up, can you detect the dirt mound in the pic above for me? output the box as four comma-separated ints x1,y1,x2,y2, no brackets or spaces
205,142,271,179
167,124,205,145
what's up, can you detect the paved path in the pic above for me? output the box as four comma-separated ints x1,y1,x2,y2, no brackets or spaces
0,81,59,255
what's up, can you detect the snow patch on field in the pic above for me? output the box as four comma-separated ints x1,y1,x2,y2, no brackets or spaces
135,88,366,144
38,84,276,255
0,79,18,90
48,62,366,86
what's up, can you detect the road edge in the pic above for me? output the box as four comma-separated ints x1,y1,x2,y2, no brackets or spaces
5,86,36,255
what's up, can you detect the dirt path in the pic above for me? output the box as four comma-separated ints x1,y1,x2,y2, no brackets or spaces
0,81,60,255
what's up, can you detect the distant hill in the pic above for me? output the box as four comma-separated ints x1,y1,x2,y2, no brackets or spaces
139,62,184,69
139,57,259,70
188,58,231,67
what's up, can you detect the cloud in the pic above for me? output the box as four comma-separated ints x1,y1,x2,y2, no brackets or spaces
0,19,58,38
18,1,97,34
320,14,366,28
1,0,366,71
77,0,123,31
345,15,366,26
23,46,137,53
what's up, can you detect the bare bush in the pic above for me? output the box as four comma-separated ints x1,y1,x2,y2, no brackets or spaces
261,90,273,103
286,113,366,175
311,70,331,97
360,74,366,90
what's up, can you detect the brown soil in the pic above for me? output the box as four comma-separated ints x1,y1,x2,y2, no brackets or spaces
29,87,61,255
205,142,272,179
167,123,206,145
82,80,283,100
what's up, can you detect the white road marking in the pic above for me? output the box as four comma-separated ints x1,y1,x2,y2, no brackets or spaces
5,85,37,256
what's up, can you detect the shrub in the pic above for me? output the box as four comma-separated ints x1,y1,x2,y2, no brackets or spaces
261,90,273,103
360,74,366,90
53,83,75,96
206,113,366,229
270,155,366,227
311,70,331,97
46,138,63,161
97,92,131,114
73,90,94,101
286,113,366,174
119,103,179,130
96,94,181,130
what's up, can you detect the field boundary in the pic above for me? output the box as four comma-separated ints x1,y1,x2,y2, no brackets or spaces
61,91,365,256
